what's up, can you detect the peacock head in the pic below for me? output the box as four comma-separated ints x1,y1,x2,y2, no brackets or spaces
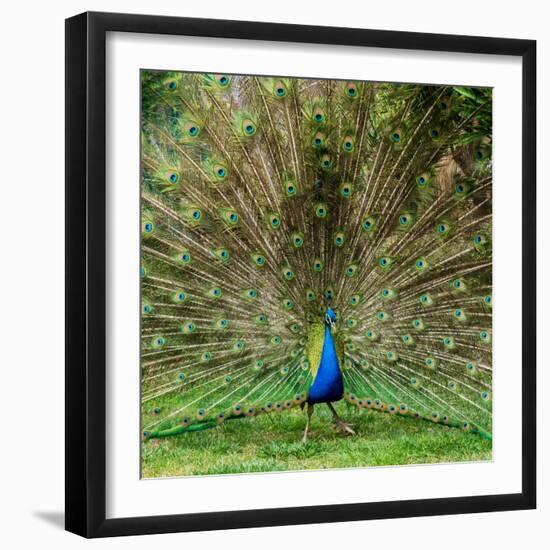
325,307,337,328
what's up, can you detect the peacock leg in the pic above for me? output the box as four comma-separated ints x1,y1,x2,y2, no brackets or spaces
326,402,355,435
302,403,314,443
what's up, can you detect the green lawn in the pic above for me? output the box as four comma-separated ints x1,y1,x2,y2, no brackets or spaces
141,402,492,478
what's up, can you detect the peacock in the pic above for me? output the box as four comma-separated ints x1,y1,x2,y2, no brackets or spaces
140,71,492,446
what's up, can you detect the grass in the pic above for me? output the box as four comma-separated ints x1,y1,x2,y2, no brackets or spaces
141,402,492,478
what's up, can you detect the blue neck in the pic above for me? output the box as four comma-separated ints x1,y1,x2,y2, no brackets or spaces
308,325,344,404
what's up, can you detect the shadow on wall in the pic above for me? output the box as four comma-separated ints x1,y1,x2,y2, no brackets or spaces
32,510,64,530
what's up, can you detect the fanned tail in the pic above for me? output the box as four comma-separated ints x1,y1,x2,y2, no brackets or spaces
140,72,492,441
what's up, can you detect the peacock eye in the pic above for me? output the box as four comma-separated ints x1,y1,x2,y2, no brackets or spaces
182,253,190,262
339,183,352,198
187,124,199,137
346,82,357,97
430,129,439,138
192,210,201,220
343,137,354,151
362,217,376,231
390,129,402,142
144,222,153,232
215,248,230,261
251,254,266,266
219,75,228,85
313,108,325,123
345,264,357,277
315,204,328,218
399,212,414,227
166,171,179,183
167,80,177,90
242,119,256,136
274,81,287,97
415,258,428,271
321,155,332,169
267,212,281,229
283,269,294,280
217,167,225,177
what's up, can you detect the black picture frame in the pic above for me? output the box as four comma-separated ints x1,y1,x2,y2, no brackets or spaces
65,11,536,538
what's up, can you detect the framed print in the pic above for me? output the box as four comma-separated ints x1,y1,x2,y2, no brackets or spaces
65,11,536,538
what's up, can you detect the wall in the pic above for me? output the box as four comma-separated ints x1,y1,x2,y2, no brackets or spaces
1,1,546,548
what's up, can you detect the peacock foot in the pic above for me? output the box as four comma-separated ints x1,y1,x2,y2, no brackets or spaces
332,420,355,435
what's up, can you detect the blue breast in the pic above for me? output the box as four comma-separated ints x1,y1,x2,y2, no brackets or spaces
308,325,344,404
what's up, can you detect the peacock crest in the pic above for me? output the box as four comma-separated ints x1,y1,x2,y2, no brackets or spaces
140,71,492,450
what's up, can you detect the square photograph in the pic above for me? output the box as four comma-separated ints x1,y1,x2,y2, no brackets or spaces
139,71,493,478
